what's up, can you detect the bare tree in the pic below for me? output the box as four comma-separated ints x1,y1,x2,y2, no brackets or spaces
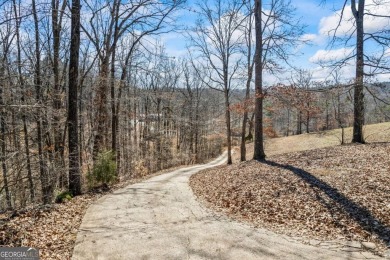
12,0,35,202
189,0,247,164
82,0,184,160
352,0,365,143
68,0,81,196
290,69,320,134
51,0,68,186
319,0,390,143
240,0,255,162
0,49,11,209
253,0,305,160
32,0,53,204
253,0,265,160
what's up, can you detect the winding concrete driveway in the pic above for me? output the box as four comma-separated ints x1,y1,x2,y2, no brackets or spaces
72,153,379,260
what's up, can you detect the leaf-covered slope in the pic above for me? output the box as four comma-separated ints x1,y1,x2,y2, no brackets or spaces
190,143,390,255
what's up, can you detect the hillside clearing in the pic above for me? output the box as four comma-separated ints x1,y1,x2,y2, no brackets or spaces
233,122,390,162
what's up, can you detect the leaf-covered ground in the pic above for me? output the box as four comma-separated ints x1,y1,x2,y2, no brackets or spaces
190,143,390,256
0,195,98,259
0,165,188,260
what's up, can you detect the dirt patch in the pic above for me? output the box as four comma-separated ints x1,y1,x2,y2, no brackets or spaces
191,143,390,256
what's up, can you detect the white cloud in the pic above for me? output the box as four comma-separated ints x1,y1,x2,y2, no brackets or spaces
375,73,390,82
164,48,188,58
319,0,390,37
299,33,326,46
384,48,390,57
309,47,354,63
314,65,354,82
300,33,317,42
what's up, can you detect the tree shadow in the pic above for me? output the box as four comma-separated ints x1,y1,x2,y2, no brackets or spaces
263,160,390,246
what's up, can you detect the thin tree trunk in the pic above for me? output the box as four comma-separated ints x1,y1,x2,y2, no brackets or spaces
297,110,302,135
0,81,11,208
111,6,119,155
93,58,109,159
32,0,52,204
13,0,35,201
287,108,290,136
241,3,254,162
52,0,67,188
224,88,232,165
114,51,132,175
306,111,309,133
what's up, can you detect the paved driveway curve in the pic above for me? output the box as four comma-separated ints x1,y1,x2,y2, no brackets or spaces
72,153,378,260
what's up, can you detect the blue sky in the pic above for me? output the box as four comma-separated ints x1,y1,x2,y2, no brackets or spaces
159,0,390,84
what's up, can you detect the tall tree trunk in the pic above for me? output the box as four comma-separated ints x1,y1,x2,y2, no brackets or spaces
68,0,81,196
52,0,67,188
13,0,34,202
194,100,200,162
0,74,11,208
241,2,254,162
114,57,130,176
32,0,52,204
111,5,119,156
253,0,266,161
351,0,365,143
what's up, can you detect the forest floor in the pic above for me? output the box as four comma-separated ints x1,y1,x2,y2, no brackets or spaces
191,122,390,258
0,165,189,259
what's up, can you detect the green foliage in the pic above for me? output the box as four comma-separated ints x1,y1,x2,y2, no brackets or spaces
88,150,117,187
55,191,73,203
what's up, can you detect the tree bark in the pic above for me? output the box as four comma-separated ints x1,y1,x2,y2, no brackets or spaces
253,0,266,161
224,75,232,165
111,3,120,156
0,72,11,208
52,0,67,188
32,0,52,204
13,0,35,202
351,0,365,143
68,0,82,196
240,19,254,162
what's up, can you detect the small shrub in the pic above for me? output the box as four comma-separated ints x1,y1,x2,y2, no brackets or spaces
55,191,73,203
88,150,117,187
